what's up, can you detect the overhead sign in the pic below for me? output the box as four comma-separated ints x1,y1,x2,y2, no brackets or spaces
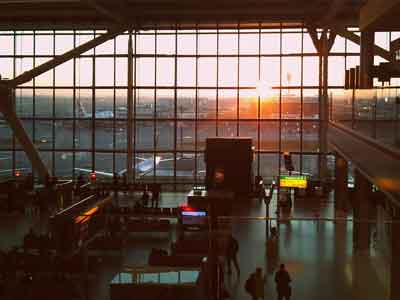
279,175,307,189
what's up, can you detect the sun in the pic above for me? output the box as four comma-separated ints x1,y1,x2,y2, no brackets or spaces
256,81,272,98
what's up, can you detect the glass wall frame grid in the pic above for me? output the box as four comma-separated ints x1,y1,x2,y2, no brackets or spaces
0,24,364,186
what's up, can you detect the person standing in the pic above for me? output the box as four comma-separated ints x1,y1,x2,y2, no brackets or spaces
226,234,240,275
151,184,160,208
246,267,265,300
275,264,292,300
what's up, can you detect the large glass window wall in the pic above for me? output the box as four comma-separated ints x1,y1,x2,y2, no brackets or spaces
0,26,362,186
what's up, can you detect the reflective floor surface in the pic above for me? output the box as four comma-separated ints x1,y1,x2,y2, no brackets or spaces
0,191,390,300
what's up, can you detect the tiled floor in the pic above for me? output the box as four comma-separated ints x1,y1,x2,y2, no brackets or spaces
1,191,389,300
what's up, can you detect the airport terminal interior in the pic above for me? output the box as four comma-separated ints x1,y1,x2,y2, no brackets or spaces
0,0,400,299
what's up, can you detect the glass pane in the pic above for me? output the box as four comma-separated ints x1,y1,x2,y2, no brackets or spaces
137,58,155,86
260,121,279,151
0,35,14,55
136,121,154,150
35,89,52,118
219,33,238,55
218,120,237,137
198,34,217,55
95,58,114,86
198,58,217,87
282,90,301,119
239,33,259,54
16,89,33,118
177,89,195,119
137,34,155,54
281,121,301,152
282,33,301,54
157,58,175,86
156,121,174,151
197,121,216,150
156,89,174,119
95,120,115,150
55,151,73,178
176,121,195,151
303,89,319,119
136,89,154,119
282,57,301,86
157,34,175,55
303,57,319,86
239,57,258,87
0,58,14,79
218,90,237,119
218,58,238,87
55,120,73,149
177,58,196,87
54,89,74,118
260,33,280,54
198,89,216,119
303,121,319,152
177,34,196,55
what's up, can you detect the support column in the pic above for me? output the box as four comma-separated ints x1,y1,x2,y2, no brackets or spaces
390,214,400,300
0,86,49,179
334,153,348,218
360,31,374,89
353,169,372,254
319,31,329,179
127,31,133,182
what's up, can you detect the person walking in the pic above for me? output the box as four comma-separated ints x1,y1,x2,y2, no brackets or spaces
246,267,265,300
275,264,292,300
226,234,240,275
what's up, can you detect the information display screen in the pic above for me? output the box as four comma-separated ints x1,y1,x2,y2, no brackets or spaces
181,210,208,226
279,175,308,189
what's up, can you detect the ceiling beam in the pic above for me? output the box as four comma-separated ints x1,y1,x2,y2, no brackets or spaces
360,0,400,31
333,27,392,61
83,0,125,24
318,0,347,25
4,27,124,88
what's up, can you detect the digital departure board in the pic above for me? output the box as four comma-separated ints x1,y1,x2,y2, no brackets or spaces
279,175,308,189
181,210,208,226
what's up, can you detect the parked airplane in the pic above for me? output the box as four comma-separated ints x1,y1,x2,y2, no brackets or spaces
78,102,114,119
75,155,174,178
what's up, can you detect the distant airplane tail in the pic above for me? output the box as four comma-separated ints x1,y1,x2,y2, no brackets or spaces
77,101,88,118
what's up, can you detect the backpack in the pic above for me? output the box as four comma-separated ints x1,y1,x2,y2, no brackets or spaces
245,274,255,294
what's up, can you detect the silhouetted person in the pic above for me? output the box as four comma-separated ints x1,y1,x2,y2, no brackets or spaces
275,264,292,300
151,184,160,208
267,227,278,260
226,234,240,275
246,267,265,300
25,173,34,190
141,189,149,207
122,173,128,194
112,173,119,198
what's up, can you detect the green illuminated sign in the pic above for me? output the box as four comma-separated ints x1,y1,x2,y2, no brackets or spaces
279,175,308,189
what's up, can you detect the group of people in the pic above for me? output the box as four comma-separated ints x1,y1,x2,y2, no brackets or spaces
225,232,292,300
246,264,292,300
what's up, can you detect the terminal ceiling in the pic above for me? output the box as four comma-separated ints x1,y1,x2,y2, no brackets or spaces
0,0,364,30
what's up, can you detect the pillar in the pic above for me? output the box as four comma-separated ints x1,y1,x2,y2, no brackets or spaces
360,31,374,89
127,31,133,182
334,153,348,218
353,169,372,254
0,85,49,179
319,31,330,179
390,213,400,300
